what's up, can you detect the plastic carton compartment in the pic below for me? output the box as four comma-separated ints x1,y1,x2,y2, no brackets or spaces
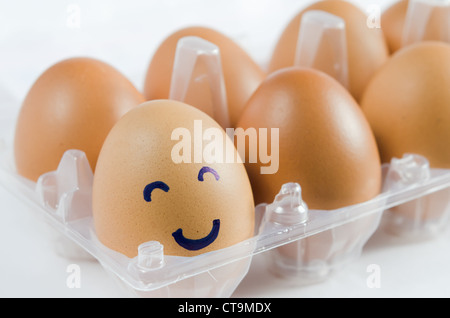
1,141,449,296
381,154,450,239
263,154,450,284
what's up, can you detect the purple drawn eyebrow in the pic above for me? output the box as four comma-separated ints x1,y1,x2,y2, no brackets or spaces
198,166,220,182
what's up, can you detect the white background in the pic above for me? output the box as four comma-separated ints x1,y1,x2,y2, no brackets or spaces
1,0,449,298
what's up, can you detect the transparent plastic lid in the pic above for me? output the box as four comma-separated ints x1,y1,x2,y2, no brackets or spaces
295,10,349,88
169,36,230,129
402,0,450,47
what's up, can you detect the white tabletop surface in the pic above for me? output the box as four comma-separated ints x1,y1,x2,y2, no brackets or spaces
1,0,449,298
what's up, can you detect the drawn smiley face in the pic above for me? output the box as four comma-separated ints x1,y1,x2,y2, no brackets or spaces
92,100,255,259
143,166,221,251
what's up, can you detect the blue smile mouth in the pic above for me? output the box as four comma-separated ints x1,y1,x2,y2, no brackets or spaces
172,219,220,251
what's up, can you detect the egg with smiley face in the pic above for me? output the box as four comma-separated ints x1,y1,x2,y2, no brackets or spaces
92,100,255,258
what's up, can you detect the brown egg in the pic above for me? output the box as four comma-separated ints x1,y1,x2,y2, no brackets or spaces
268,0,389,102
381,0,409,53
143,26,266,128
237,67,381,266
237,67,382,208
361,41,450,169
14,57,145,182
92,99,254,258
382,0,449,54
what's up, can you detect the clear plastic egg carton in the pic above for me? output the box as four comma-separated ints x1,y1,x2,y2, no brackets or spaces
0,139,449,297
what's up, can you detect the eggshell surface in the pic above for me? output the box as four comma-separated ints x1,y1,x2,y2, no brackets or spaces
361,41,450,169
268,0,389,102
236,67,382,209
14,57,145,182
381,0,449,54
92,100,255,258
143,26,266,128
381,0,409,54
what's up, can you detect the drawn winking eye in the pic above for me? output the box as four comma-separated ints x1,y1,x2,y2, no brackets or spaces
143,166,219,203
143,181,170,202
